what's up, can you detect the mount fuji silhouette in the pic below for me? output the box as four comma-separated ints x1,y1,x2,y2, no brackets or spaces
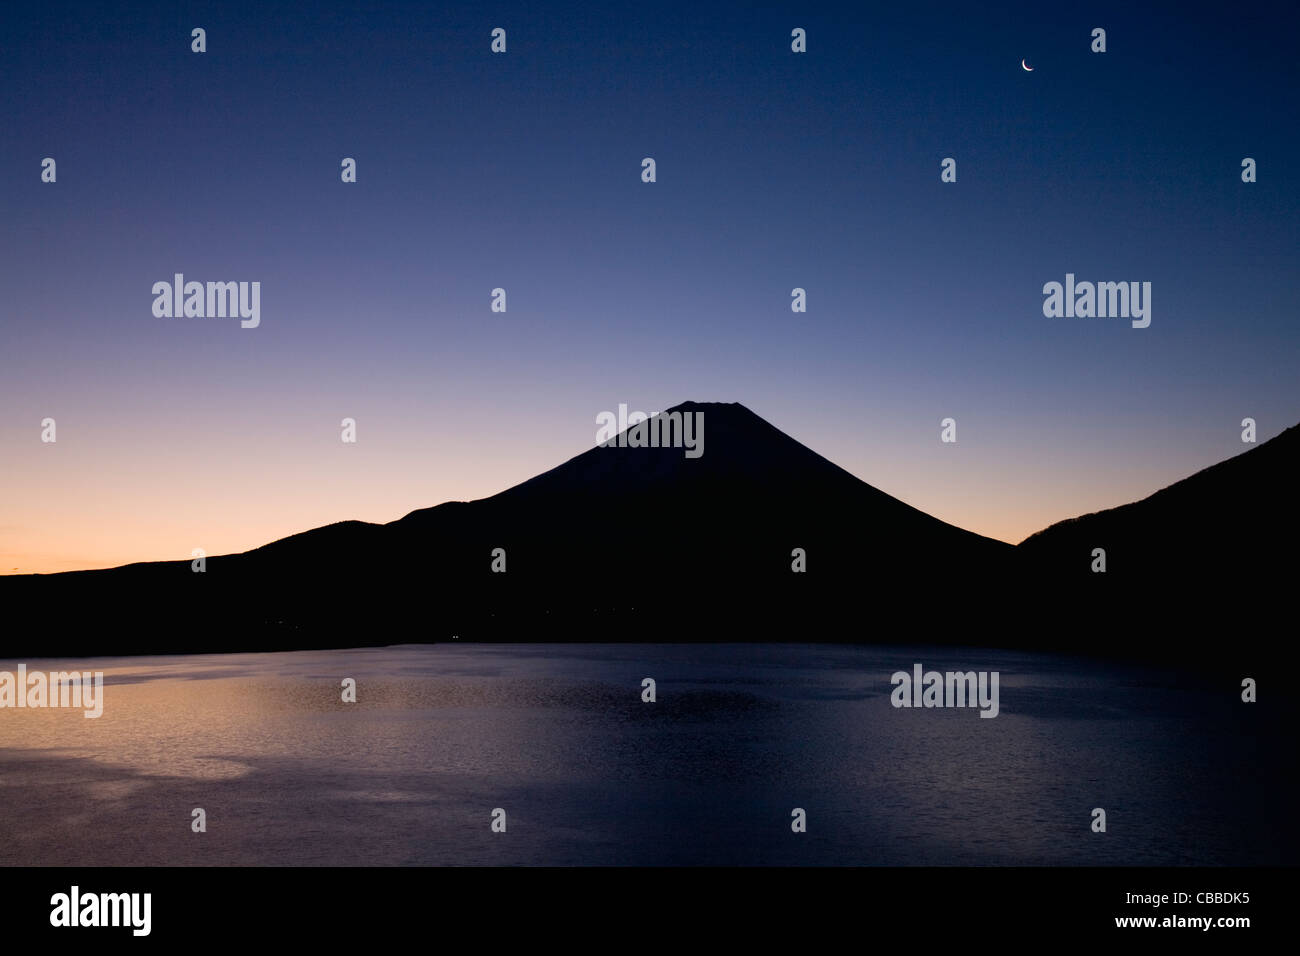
2,402,1294,662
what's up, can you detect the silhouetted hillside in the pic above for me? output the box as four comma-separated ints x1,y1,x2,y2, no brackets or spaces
1018,424,1298,580
1,404,1292,667
1012,424,1297,666
0,402,1012,656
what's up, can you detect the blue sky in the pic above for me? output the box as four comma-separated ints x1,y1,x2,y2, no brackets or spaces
2,0,1297,570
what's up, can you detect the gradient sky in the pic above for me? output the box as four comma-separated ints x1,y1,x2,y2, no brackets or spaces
3,0,1298,572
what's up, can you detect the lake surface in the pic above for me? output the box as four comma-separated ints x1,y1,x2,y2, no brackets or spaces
0,643,1292,866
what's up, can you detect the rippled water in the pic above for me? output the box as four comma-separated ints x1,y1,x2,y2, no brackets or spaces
0,643,1291,865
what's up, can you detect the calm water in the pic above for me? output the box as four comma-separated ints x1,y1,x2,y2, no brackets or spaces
0,643,1292,866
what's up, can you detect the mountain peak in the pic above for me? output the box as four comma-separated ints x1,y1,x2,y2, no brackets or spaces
476,399,866,505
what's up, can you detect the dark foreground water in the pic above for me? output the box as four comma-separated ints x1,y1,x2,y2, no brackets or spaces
0,643,1292,866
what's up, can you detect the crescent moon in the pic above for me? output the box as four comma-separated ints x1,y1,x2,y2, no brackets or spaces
1021,59,1033,72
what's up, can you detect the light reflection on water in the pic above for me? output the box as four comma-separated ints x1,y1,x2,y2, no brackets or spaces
0,643,1291,866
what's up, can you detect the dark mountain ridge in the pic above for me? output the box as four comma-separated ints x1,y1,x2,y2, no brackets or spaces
1,403,1292,666
1019,422,1298,579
